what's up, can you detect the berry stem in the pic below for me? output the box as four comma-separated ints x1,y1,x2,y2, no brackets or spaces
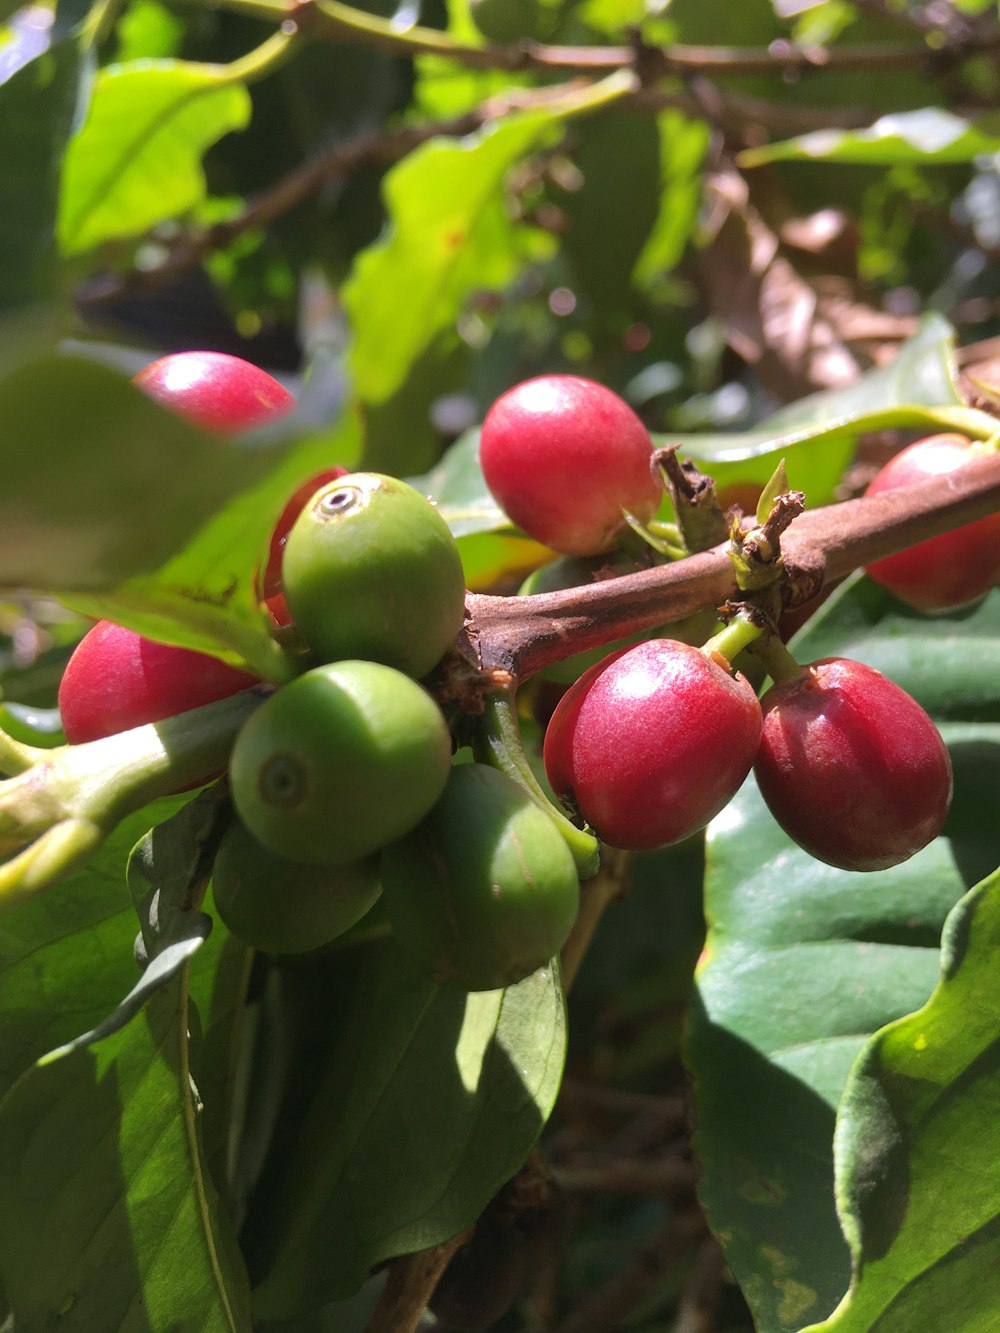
748,632,807,686
700,614,762,670
473,687,601,879
0,727,44,777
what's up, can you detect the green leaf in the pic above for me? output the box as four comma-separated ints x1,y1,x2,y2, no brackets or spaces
58,59,252,255
0,37,83,309
344,110,559,405
247,942,566,1316
0,796,186,1100
0,976,252,1330
409,427,506,537
0,354,361,678
798,869,1000,1332
634,110,711,291
686,577,1000,1333
740,108,1000,168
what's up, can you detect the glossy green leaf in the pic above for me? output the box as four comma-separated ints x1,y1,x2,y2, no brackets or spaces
408,426,505,536
0,37,82,309
687,576,1000,1333
247,942,566,1316
798,869,1000,1332
58,60,251,255
344,110,559,406
741,108,1000,168
0,354,361,678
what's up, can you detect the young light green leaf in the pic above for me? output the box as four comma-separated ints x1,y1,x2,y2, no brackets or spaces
740,107,1000,168
58,60,252,255
344,109,560,406
247,942,566,1316
797,869,1000,1333
687,577,1000,1333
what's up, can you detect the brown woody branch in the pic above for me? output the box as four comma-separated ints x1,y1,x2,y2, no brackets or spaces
458,451,1000,681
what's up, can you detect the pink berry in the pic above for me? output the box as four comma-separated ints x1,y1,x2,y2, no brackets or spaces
865,434,1000,611
480,375,662,556
133,350,295,434
754,657,953,872
543,639,762,851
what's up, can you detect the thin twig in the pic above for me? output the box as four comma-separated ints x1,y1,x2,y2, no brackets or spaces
363,1228,472,1333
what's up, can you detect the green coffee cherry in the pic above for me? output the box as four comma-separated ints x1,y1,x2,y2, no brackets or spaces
229,660,452,865
212,819,381,953
380,764,580,992
282,472,466,679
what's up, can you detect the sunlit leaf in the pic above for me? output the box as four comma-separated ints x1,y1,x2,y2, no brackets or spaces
740,107,1000,168
58,60,251,255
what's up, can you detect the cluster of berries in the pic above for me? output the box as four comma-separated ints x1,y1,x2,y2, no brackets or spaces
57,352,580,989
481,375,967,872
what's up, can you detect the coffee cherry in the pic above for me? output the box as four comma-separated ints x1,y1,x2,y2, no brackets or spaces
480,375,662,557
229,660,452,865
212,819,381,953
133,351,295,434
864,434,1000,610
381,764,579,991
59,620,258,744
258,466,349,628
282,473,467,679
543,639,762,851
754,657,953,871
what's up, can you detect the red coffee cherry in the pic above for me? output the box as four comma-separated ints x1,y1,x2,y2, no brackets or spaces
133,350,295,434
258,467,349,628
754,657,953,872
542,639,763,851
59,620,258,745
480,375,662,556
865,434,1000,610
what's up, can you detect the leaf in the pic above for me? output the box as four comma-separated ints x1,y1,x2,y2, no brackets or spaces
408,427,506,537
634,109,711,291
0,796,186,1100
0,35,83,310
0,977,252,1330
740,108,1000,168
246,941,566,1316
0,353,361,677
686,576,1000,1333
58,59,252,255
797,869,1000,1332
344,110,559,405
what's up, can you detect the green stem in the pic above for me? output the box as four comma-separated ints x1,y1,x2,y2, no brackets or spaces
221,26,300,85
700,615,763,669
748,633,807,687
0,727,44,777
472,688,601,880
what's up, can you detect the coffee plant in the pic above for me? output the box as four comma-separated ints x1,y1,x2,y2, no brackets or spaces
4,2,1000,1331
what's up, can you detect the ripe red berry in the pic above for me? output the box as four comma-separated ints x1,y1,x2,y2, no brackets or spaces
258,467,349,628
754,658,953,872
480,375,662,556
543,639,763,851
864,434,1000,610
59,620,258,745
133,350,295,434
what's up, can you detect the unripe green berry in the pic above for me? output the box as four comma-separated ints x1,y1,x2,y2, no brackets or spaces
229,661,452,865
212,820,381,953
381,764,580,992
282,472,466,679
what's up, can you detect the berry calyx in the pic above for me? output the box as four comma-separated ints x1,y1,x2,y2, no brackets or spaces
133,351,295,434
480,375,662,557
380,764,580,992
228,660,452,866
864,434,1000,610
212,820,381,954
281,472,467,679
543,639,763,851
59,620,258,745
754,657,953,871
